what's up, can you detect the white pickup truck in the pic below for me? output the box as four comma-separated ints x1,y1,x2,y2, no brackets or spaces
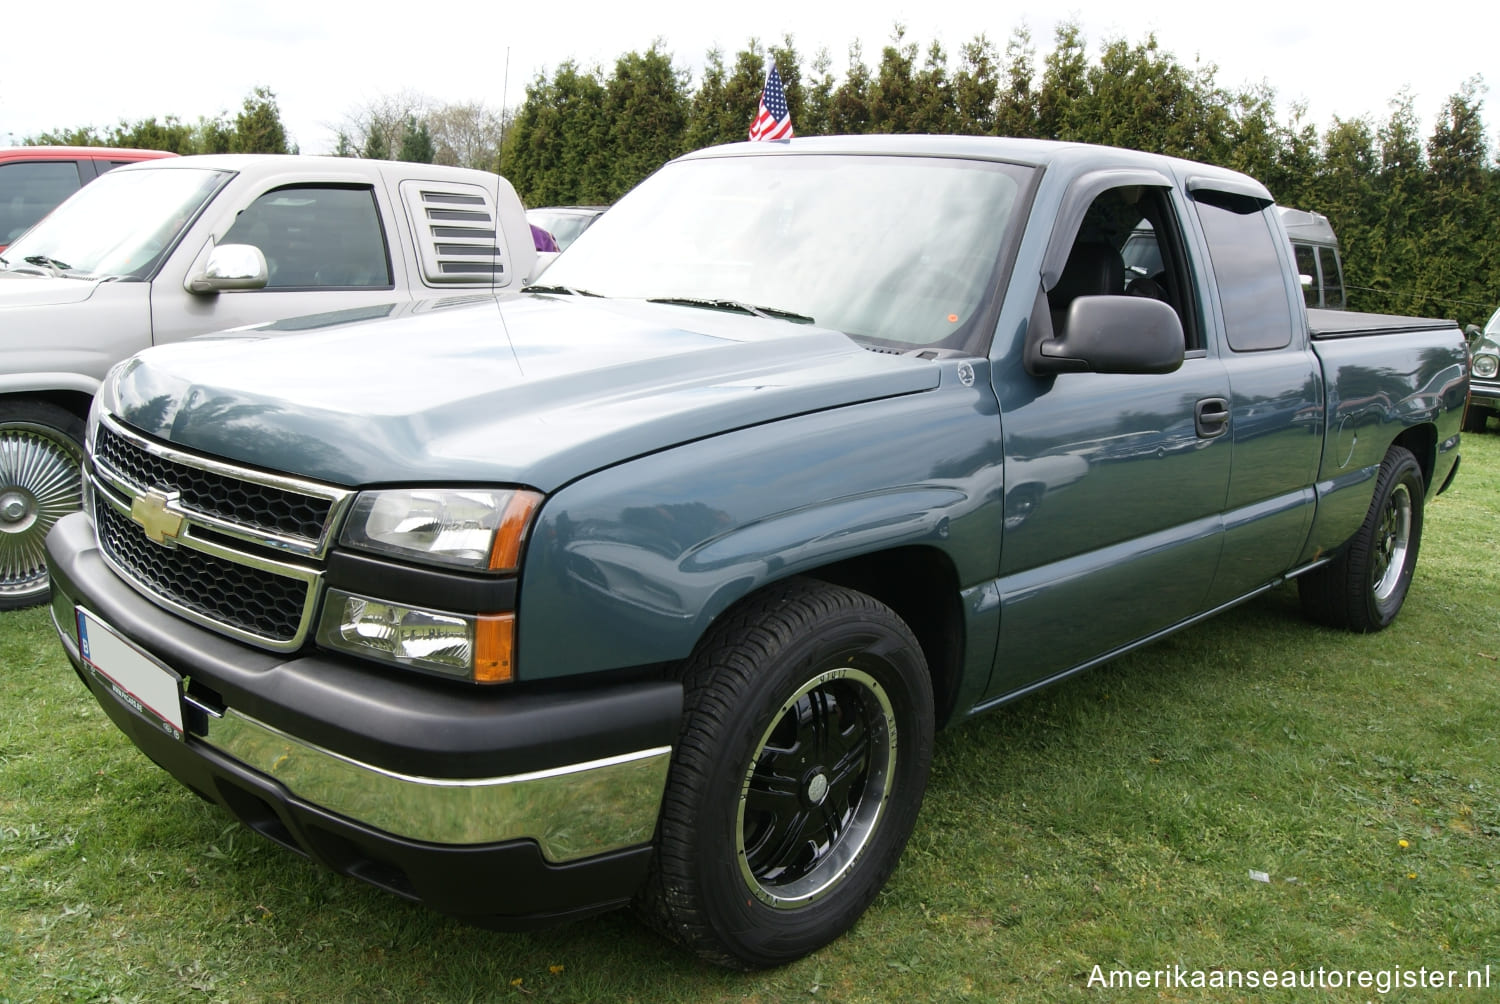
0,154,539,608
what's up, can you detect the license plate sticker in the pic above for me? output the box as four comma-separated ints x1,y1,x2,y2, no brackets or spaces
76,608,184,740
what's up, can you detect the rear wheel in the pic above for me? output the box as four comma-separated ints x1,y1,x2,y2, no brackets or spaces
639,578,934,969
0,401,86,610
1299,445,1423,632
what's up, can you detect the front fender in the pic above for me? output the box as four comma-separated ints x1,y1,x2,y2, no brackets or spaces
514,365,1006,681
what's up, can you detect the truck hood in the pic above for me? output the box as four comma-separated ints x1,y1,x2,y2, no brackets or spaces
106,294,941,490
0,271,103,307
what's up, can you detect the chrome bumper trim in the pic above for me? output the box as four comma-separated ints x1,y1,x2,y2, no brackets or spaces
204,709,671,862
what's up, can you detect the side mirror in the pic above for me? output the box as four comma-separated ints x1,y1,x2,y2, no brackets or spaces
186,244,269,294
1465,323,1483,343
1032,295,1185,375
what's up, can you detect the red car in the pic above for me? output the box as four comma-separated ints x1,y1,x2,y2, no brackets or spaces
0,146,177,251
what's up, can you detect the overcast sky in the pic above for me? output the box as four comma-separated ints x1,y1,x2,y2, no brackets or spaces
3,1,1494,159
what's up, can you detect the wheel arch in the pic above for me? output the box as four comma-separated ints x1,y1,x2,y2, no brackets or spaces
1389,422,1436,496
797,547,966,728
0,388,95,424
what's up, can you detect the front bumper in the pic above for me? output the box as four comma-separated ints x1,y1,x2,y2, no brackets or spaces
1470,377,1500,410
46,512,682,926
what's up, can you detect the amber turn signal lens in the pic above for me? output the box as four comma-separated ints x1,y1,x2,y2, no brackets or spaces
474,613,515,683
488,491,543,571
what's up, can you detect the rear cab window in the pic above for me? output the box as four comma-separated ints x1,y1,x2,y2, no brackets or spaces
1191,189,1296,352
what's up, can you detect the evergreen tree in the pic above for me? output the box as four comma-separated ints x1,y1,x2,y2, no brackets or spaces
829,42,873,134
868,26,920,133
1365,91,1430,315
1418,79,1493,326
362,128,390,160
994,27,1039,137
603,41,691,196
1037,22,1090,140
801,48,837,136
1085,35,1212,158
685,44,765,149
1312,116,1379,309
951,35,1000,135
192,115,233,155
229,87,291,154
398,114,435,163
501,62,611,205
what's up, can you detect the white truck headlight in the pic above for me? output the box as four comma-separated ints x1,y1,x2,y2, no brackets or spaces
340,488,541,570
1474,353,1498,379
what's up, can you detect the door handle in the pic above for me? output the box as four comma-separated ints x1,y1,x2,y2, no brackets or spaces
1195,397,1230,438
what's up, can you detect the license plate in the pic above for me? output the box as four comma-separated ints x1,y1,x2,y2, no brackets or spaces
76,608,185,740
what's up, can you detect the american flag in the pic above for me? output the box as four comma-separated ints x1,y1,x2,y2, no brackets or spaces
749,65,794,142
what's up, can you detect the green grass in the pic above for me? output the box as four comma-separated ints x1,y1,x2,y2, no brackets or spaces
3,435,1498,1003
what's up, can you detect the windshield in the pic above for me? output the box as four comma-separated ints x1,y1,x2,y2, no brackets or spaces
541,154,1031,349
1,167,227,279
1487,307,1500,337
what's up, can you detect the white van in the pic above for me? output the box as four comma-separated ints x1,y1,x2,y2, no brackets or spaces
1277,206,1345,309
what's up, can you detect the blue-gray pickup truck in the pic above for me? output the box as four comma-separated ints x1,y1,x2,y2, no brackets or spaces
44,136,1468,969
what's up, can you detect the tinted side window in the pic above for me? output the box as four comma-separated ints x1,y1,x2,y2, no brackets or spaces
222,185,392,289
1317,246,1344,308
1293,244,1319,307
0,160,85,244
1048,185,1201,350
1193,191,1293,351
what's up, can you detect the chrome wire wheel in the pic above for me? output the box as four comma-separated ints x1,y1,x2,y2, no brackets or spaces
737,667,896,909
0,419,84,607
1371,482,1412,603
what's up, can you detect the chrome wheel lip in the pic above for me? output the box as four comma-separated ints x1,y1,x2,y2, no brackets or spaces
736,666,898,910
0,422,84,600
1372,482,1412,603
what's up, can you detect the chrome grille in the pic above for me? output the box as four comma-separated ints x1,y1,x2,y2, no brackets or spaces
86,414,351,651
94,422,333,545
94,499,309,644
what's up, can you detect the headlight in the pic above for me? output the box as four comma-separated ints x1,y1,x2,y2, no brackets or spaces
340,488,542,570
316,589,515,683
1475,353,1498,379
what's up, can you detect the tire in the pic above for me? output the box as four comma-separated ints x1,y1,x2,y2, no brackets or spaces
0,401,86,611
639,578,935,969
1298,445,1424,633
1462,404,1491,434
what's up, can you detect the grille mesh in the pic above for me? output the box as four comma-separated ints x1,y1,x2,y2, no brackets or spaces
94,424,331,542
94,498,308,643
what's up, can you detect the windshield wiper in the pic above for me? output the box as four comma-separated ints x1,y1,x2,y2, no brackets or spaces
21,254,73,277
646,296,815,324
523,284,604,297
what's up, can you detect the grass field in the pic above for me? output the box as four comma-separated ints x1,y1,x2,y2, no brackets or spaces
2,435,1497,1003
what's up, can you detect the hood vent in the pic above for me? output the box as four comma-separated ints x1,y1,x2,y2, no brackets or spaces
400,180,508,287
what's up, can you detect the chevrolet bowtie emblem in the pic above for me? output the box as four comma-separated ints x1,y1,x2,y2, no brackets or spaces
130,491,186,545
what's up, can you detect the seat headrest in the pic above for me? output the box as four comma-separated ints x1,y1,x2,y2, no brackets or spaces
1051,241,1124,305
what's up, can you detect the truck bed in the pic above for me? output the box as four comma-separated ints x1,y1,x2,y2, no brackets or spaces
1307,307,1458,340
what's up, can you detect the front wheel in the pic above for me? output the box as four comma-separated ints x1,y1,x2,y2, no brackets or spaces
0,401,86,610
1463,404,1492,434
1299,445,1424,632
639,578,935,969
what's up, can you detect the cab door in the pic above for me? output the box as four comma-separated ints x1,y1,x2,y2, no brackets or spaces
985,178,1232,700
149,182,406,344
